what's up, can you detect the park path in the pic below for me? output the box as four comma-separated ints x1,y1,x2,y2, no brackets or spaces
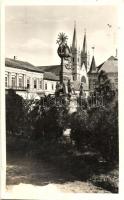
6,155,110,199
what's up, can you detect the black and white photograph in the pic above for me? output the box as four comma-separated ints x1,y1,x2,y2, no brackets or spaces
0,0,123,199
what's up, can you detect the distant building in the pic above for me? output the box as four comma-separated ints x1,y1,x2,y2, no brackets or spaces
5,24,118,99
5,58,59,99
97,56,118,90
42,71,59,95
37,24,118,96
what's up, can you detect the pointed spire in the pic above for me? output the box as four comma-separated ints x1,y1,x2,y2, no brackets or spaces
81,29,88,70
87,51,90,66
88,55,97,73
82,29,87,54
115,48,118,58
72,21,77,50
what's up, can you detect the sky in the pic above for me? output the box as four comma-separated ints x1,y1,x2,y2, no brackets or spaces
5,5,118,66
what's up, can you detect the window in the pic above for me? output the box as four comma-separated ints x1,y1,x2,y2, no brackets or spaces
27,79,30,89
5,76,8,87
73,57,74,62
89,80,92,90
45,83,47,90
81,76,86,83
34,79,37,89
19,77,23,88
73,76,75,81
39,80,42,89
52,83,54,90
12,76,16,88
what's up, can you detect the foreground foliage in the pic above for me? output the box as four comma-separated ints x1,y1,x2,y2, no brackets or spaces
70,102,118,163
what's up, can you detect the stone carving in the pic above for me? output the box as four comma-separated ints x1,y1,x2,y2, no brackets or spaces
57,33,71,59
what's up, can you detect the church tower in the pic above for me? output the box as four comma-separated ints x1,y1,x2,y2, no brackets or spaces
81,30,88,71
71,22,81,81
87,50,98,93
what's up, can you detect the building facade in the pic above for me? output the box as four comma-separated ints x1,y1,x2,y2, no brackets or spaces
5,58,58,99
5,24,118,99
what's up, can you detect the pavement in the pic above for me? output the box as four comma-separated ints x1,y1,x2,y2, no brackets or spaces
5,156,110,199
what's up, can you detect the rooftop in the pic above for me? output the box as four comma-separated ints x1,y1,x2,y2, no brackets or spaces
5,58,44,73
37,65,61,76
88,56,97,74
98,56,118,73
44,72,59,81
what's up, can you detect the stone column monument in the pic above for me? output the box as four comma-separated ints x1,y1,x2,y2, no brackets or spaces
56,32,72,96
56,32,77,114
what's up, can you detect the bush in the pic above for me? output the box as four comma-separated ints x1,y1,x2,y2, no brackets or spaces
91,168,119,193
6,89,25,135
70,110,90,150
28,96,69,141
88,102,118,162
70,101,118,163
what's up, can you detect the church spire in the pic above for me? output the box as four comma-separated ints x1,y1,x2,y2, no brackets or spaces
81,29,88,70
88,55,96,73
82,29,87,54
88,47,97,73
72,21,77,50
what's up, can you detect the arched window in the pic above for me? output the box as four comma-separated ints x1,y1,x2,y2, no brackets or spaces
34,79,37,89
27,78,30,89
81,76,86,83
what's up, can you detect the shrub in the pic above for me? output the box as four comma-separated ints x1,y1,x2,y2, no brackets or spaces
29,96,69,141
6,89,25,135
87,102,118,162
70,110,90,150
91,168,119,193
70,101,118,163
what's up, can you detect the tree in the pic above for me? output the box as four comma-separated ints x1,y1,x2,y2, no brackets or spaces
88,103,118,163
70,101,118,163
70,110,90,150
94,70,116,105
29,96,69,141
6,89,25,135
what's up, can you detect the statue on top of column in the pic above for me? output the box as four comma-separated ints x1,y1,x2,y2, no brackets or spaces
57,32,71,59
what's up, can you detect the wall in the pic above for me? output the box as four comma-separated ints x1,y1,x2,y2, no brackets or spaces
44,79,57,95
5,66,44,99
107,72,118,89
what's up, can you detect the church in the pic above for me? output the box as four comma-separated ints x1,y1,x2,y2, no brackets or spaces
37,24,98,97
5,24,118,99
37,24,118,97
